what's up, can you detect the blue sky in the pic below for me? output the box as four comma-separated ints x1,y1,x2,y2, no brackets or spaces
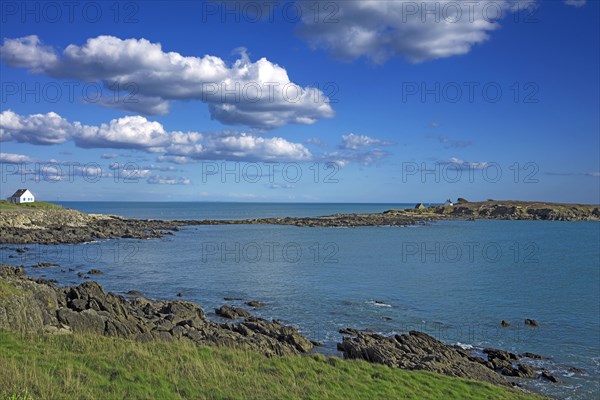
0,0,598,203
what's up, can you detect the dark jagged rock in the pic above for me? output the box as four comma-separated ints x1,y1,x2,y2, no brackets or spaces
126,290,144,296
337,330,508,386
0,265,313,357
502,364,537,379
33,262,60,268
215,305,251,320
339,328,361,336
522,352,544,360
336,329,565,388
87,269,103,275
541,370,561,383
484,348,520,362
501,320,511,327
568,366,585,374
246,300,267,308
524,319,539,327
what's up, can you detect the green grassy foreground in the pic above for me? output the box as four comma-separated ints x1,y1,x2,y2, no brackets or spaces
0,200,62,210
0,332,544,400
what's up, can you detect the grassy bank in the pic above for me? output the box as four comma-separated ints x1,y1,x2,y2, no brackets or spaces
0,200,62,211
0,332,543,400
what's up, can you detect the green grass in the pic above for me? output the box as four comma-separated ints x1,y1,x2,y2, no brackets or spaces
0,331,544,400
0,200,62,210
0,280,18,300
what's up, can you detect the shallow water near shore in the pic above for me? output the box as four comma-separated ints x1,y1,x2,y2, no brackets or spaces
2,202,599,399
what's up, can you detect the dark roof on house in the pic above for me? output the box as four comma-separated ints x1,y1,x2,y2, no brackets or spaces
11,189,29,197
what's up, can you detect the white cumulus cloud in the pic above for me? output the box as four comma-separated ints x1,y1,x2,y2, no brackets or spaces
340,133,393,149
564,0,586,7
296,0,533,63
0,110,312,163
0,36,334,129
0,110,75,145
0,152,35,163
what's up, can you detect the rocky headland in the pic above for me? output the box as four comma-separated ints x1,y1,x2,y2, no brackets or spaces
0,264,563,392
0,205,186,244
386,200,600,222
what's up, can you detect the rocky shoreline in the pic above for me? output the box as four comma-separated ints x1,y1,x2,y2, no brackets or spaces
0,264,565,394
1,200,598,244
0,207,186,244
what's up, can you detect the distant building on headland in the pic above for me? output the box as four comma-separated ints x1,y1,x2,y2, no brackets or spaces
444,198,454,206
7,189,35,204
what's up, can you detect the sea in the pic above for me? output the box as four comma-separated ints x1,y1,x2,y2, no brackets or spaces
1,202,598,400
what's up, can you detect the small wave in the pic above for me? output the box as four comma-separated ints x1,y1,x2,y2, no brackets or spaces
366,300,392,308
455,342,474,350
81,240,101,244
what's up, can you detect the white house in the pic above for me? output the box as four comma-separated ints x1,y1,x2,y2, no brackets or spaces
8,189,35,204
444,198,454,206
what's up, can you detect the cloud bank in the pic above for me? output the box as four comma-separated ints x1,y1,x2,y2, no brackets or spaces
1,110,394,168
0,35,334,129
0,110,312,163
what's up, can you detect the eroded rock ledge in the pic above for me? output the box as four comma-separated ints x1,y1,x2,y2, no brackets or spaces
0,265,313,357
337,330,562,387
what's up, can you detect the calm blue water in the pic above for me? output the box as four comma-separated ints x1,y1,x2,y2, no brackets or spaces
55,201,418,220
2,202,598,399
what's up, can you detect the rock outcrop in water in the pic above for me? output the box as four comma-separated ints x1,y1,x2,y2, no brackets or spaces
0,265,313,357
337,330,564,388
